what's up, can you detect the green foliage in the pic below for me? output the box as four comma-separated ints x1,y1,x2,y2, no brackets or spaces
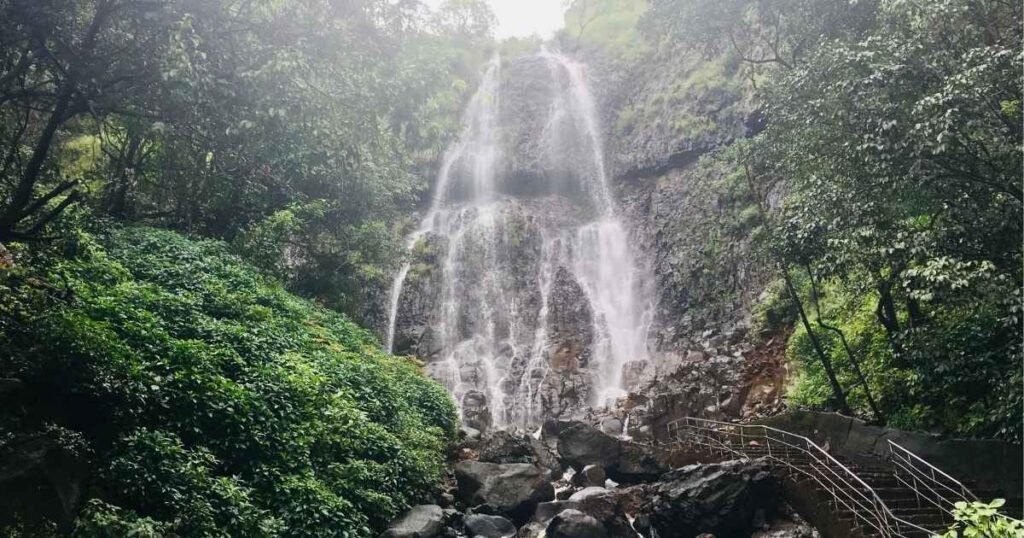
784,280,917,422
652,0,1022,440
938,499,1024,538
0,0,489,320
561,0,649,60
757,0,1022,439
611,44,753,159
431,0,498,40
73,500,171,538
643,0,878,71
0,227,457,536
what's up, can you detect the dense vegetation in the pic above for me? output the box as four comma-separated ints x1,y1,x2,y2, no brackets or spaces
0,0,1020,534
0,0,495,319
1,227,457,536
0,1,496,534
640,0,1022,440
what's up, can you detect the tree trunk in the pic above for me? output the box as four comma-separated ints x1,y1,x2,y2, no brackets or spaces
874,278,907,367
780,265,852,414
0,83,75,240
806,265,884,423
741,162,851,415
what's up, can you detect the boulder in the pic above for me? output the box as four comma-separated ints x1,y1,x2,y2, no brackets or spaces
476,431,561,479
567,487,609,502
564,487,633,536
599,417,624,436
462,390,492,433
476,431,533,463
532,500,579,523
464,513,516,538
454,461,554,523
612,441,671,482
571,464,605,488
515,521,547,538
0,435,89,531
461,426,482,443
554,421,620,470
634,459,778,538
380,505,444,538
551,420,670,483
545,509,609,538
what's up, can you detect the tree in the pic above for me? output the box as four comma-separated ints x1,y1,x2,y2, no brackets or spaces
431,0,497,39
0,0,185,241
754,0,1022,438
0,0,486,320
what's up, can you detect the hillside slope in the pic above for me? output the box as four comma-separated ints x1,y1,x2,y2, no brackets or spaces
0,227,457,537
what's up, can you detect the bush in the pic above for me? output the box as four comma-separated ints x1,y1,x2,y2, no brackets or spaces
938,499,1024,538
0,227,457,536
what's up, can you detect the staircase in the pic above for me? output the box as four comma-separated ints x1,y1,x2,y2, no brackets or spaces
664,417,1021,538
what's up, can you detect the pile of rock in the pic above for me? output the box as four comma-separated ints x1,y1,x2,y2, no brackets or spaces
380,420,819,538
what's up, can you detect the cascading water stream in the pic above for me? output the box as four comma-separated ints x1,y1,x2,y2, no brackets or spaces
385,52,653,431
384,57,502,353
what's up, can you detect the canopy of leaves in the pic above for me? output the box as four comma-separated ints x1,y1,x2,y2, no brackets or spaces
646,0,1022,440
0,0,494,320
0,227,457,536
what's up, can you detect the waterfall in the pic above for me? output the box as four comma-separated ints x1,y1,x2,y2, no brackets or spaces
385,52,653,431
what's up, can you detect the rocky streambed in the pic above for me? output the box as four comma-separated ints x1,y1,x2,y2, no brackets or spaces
380,420,819,538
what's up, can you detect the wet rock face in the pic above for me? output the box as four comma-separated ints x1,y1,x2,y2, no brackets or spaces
498,56,596,201
387,53,660,432
380,505,444,538
634,459,779,538
453,461,555,524
464,513,516,538
624,354,749,443
545,267,594,372
545,509,609,538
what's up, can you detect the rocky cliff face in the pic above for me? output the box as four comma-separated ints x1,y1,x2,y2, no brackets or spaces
597,45,769,350
388,54,658,433
380,424,820,538
388,47,785,435
586,44,788,432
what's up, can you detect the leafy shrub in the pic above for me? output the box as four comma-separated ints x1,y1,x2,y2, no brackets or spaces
72,500,169,538
938,499,1024,538
0,227,457,536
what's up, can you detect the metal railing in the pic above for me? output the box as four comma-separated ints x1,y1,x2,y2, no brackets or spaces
886,440,1024,531
665,417,932,538
886,440,978,528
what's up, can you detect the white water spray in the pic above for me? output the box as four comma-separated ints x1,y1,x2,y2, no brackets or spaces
384,52,653,429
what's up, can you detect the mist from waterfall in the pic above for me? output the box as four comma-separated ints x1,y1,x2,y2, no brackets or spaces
385,52,653,431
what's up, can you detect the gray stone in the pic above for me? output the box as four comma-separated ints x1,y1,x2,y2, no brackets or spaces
514,521,547,538
571,464,606,488
454,461,554,523
464,514,516,538
567,487,609,502
599,417,623,436
685,350,705,362
555,421,620,470
461,390,492,433
461,426,482,442
532,500,579,523
545,509,609,538
380,505,444,538
612,441,671,482
634,459,778,538
474,431,561,479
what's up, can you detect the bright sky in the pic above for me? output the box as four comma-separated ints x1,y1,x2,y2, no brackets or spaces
425,0,566,39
